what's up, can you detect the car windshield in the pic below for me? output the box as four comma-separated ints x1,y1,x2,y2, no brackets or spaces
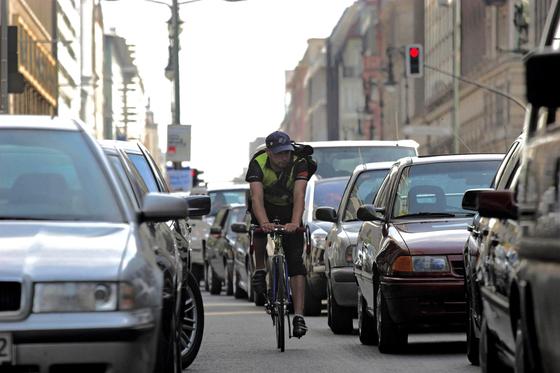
313,177,348,211
0,130,123,222
392,160,501,218
343,169,389,221
209,189,247,216
313,146,416,178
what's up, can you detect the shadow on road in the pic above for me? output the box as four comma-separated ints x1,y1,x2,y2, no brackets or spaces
398,341,466,355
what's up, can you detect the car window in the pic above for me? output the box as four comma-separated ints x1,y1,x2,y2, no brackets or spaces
209,190,247,216
344,169,389,221
373,164,399,210
127,152,160,193
214,208,229,228
0,130,123,222
108,155,138,208
313,146,416,178
313,178,348,211
226,208,247,233
392,160,500,217
492,141,519,189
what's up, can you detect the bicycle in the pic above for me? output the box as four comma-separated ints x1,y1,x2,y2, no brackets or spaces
250,222,306,352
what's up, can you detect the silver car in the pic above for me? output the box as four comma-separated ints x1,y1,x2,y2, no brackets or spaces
316,162,393,334
0,116,191,372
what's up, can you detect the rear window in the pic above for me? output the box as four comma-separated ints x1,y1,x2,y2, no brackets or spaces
0,130,123,222
313,146,416,178
313,178,348,210
209,189,247,216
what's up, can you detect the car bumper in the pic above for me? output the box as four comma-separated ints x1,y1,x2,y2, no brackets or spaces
330,267,357,307
0,308,159,373
381,277,465,330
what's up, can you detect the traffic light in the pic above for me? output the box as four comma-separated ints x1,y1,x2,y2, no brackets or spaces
405,44,423,78
191,168,204,187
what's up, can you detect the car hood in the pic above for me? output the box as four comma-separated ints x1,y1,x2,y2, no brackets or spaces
393,218,470,255
1,222,131,282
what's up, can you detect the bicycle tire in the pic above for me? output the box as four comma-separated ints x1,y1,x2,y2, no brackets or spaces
274,256,286,352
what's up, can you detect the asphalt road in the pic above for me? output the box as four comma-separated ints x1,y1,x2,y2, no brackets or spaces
188,291,479,373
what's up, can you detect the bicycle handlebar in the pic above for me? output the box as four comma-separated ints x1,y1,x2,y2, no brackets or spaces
251,225,306,234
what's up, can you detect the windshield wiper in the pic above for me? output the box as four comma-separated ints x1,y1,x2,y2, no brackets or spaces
395,212,457,219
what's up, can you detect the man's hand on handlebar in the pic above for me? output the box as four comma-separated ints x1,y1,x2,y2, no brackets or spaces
260,222,277,233
284,222,299,233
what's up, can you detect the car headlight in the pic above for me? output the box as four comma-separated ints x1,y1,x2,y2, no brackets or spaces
33,282,122,313
310,229,327,250
391,255,450,274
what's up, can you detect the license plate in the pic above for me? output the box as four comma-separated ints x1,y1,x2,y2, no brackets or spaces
0,333,13,364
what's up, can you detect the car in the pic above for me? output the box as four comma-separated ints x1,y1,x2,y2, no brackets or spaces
315,162,393,333
206,204,247,296
354,154,502,352
254,140,419,179
302,176,349,316
0,116,194,372
187,184,249,289
460,136,524,366
100,140,210,368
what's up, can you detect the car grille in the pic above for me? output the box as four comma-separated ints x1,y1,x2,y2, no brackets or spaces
0,282,22,312
450,260,465,277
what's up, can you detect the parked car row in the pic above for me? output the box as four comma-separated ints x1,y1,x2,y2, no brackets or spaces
0,116,209,372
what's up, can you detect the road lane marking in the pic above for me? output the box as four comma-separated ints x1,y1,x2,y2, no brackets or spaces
206,311,264,316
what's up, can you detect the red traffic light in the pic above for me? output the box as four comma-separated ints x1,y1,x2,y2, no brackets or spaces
409,47,419,58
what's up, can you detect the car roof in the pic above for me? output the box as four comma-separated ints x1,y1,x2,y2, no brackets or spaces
207,184,250,192
0,115,84,131
301,139,419,149
99,139,142,153
401,154,504,166
311,176,349,185
353,161,395,174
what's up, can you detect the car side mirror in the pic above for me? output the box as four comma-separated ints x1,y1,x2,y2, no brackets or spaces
186,195,211,217
525,49,560,109
477,190,518,220
140,193,188,223
315,206,337,223
462,188,493,211
230,223,248,234
357,204,385,221
210,226,222,236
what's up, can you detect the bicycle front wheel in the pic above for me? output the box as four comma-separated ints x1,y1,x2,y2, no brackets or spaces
275,300,285,352
273,256,286,352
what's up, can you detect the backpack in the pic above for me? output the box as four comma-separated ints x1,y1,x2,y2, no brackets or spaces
250,142,317,180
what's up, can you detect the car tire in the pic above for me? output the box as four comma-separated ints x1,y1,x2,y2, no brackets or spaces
204,261,210,292
180,272,204,369
515,319,530,373
466,296,480,365
358,287,378,345
327,281,353,334
303,278,322,316
209,266,221,295
233,264,247,299
376,288,406,353
225,264,234,296
479,315,507,373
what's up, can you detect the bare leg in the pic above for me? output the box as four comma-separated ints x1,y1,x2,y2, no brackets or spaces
290,275,305,315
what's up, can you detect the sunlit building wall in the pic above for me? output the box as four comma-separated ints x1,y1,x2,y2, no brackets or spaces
9,0,57,115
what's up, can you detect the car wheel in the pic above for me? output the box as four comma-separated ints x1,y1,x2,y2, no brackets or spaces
233,264,247,299
225,263,234,296
180,272,204,369
466,295,480,365
209,266,221,295
479,315,507,373
327,281,353,334
303,277,321,316
204,261,210,292
515,319,530,373
376,288,406,353
358,287,378,345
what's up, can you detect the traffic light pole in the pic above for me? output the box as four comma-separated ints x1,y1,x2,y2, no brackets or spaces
1,0,8,113
452,0,460,153
171,0,180,126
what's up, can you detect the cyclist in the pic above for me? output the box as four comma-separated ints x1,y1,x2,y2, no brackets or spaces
245,130,309,338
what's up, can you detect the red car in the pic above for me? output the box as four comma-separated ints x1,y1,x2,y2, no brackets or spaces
354,154,502,352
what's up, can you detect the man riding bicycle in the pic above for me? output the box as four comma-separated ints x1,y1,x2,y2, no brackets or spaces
245,130,308,338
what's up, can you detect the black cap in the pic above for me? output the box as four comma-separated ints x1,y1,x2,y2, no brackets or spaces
265,131,294,154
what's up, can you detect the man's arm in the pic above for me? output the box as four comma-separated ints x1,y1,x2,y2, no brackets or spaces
249,182,275,231
285,179,307,232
